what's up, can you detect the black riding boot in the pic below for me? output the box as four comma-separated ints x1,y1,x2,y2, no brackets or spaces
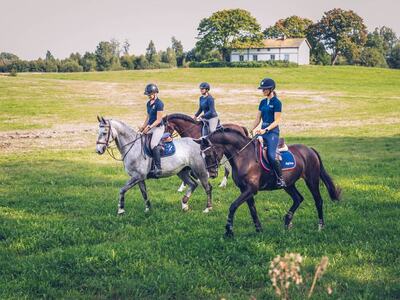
152,145,162,177
272,159,286,188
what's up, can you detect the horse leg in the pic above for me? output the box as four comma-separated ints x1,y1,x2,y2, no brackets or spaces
198,175,213,213
138,181,151,213
246,196,262,232
177,181,186,192
283,184,304,229
304,176,325,230
177,169,198,211
219,163,230,188
225,187,255,237
118,176,140,215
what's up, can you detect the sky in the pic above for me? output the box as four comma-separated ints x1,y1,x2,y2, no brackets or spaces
1,0,399,60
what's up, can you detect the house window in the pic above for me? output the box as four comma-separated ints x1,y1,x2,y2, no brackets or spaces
257,49,261,52
253,55,258,61
270,54,275,61
284,54,289,61
239,55,244,62
267,48,271,51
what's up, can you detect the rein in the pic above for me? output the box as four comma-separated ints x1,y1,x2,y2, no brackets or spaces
97,120,143,162
203,134,259,169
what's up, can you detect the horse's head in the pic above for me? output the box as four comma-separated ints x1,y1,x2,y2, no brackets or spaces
163,116,176,136
96,115,113,155
193,135,224,179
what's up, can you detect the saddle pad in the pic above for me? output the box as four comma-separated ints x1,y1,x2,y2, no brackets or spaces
162,142,176,157
259,144,296,172
144,142,176,158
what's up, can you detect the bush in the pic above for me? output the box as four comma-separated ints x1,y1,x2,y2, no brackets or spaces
59,60,83,72
189,60,298,68
9,68,17,76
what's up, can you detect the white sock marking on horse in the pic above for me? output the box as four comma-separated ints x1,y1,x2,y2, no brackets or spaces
181,202,189,211
177,182,186,192
203,207,212,213
219,177,228,188
117,208,125,215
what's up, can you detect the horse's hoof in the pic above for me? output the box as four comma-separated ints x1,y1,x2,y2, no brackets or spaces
318,222,325,231
256,227,263,233
181,204,189,212
144,207,150,213
203,207,212,213
224,231,234,238
117,208,125,215
285,222,293,230
177,187,185,192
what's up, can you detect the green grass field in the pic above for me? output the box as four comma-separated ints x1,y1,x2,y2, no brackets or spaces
1,66,399,299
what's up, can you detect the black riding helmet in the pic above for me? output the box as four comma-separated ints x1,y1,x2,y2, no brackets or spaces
199,82,210,90
258,78,276,90
144,83,159,95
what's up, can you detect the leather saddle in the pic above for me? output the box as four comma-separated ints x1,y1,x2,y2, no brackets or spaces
260,138,288,161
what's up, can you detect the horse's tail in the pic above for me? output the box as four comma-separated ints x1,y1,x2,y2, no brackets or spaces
311,147,341,201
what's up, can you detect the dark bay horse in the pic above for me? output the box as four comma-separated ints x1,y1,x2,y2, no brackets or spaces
163,113,249,183
194,128,341,237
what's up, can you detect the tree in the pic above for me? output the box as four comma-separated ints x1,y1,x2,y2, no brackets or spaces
161,47,177,67
81,52,97,71
122,39,130,55
196,9,263,61
313,8,367,65
171,37,184,66
45,50,55,61
263,16,313,38
43,50,58,72
379,26,398,54
0,52,19,72
59,59,83,72
360,48,388,67
120,54,135,70
95,41,115,71
145,40,160,66
388,43,400,68
135,55,149,69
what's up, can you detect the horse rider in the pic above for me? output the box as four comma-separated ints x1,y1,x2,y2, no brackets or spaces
193,82,219,136
139,83,165,177
251,78,286,188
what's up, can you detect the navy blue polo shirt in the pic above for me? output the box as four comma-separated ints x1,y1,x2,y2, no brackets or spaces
195,94,218,119
258,96,282,133
147,98,164,126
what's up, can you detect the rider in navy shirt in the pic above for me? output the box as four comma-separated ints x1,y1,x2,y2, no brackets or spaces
193,82,219,136
251,78,286,188
140,83,165,177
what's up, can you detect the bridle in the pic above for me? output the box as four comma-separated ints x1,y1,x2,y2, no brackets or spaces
200,134,259,170
164,114,202,138
96,120,143,161
200,142,221,175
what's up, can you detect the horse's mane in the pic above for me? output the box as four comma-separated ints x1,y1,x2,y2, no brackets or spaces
164,113,200,125
211,127,251,144
109,119,137,138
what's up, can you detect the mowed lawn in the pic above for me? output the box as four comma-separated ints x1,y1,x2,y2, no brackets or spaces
0,66,399,299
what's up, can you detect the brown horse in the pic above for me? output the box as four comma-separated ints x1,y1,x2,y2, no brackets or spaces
163,113,248,181
194,128,341,237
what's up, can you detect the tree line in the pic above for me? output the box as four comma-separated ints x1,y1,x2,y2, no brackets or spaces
1,8,399,73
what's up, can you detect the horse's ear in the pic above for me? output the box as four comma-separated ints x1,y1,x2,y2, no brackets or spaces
97,115,101,122
101,116,106,123
193,138,202,144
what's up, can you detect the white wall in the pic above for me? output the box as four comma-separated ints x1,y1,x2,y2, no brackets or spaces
298,42,310,65
231,42,310,64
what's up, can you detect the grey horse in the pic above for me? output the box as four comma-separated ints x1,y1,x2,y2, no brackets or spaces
95,117,213,214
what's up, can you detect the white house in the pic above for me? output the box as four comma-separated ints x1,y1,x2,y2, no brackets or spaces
230,37,311,65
